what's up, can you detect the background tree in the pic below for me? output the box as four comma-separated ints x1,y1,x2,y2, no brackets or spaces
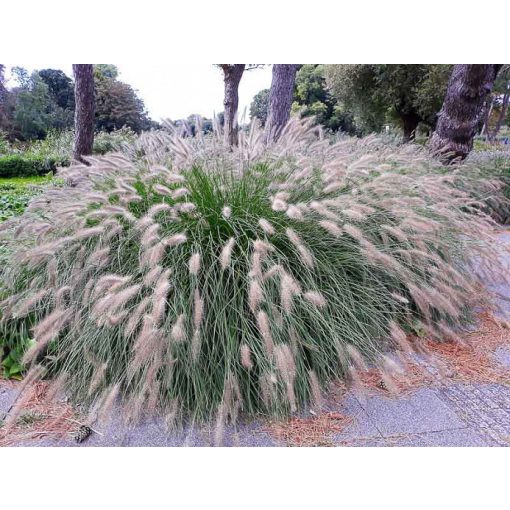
265,64,300,143
482,65,510,141
324,64,451,141
250,65,357,135
5,68,74,139
250,88,269,126
0,65,8,132
73,64,95,162
13,73,55,140
38,69,75,110
95,77,151,132
430,65,502,161
94,64,119,80
292,64,357,134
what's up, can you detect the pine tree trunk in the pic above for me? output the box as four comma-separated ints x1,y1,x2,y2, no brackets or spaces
221,64,245,147
265,64,300,144
72,64,95,162
429,64,502,162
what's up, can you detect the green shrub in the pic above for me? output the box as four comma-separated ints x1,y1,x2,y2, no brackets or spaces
0,154,66,178
93,127,136,155
0,119,500,426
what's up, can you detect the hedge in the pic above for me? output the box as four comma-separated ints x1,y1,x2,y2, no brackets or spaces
0,154,68,178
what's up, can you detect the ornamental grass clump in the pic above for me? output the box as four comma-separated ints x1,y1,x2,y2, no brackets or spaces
0,119,503,425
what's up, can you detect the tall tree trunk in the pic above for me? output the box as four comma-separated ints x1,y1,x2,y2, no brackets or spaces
265,64,300,144
220,64,245,147
400,112,421,142
429,64,502,162
72,64,95,162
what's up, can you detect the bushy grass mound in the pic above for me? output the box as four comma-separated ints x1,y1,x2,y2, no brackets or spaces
0,120,501,425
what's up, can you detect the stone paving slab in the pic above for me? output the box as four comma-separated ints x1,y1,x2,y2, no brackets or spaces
353,388,466,437
494,346,510,368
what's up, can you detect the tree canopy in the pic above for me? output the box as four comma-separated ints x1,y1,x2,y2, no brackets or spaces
324,64,452,139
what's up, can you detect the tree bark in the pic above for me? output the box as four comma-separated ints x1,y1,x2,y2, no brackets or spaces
72,64,95,162
265,64,300,144
220,64,245,147
429,64,502,162
400,112,421,142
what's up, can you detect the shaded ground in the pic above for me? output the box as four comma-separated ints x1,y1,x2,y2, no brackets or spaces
1,231,510,447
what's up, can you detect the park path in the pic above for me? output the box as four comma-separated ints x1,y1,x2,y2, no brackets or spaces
2,232,510,447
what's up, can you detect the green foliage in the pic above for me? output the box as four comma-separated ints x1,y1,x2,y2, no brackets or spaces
0,319,34,379
95,71,152,133
0,176,53,220
0,120,499,425
250,89,270,126
12,70,74,140
250,66,357,134
94,64,119,80
0,128,138,177
293,64,357,134
39,69,75,110
324,65,451,134
0,154,62,178
93,127,137,154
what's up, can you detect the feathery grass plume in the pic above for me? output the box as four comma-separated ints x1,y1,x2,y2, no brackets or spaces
258,218,275,235
88,362,108,396
256,310,274,356
171,314,186,342
164,233,187,247
318,220,342,238
222,206,232,219
152,271,171,326
188,253,201,276
97,384,120,425
0,116,504,424
286,205,304,220
152,184,173,196
171,187,189,200
220,237,235,270
143,265,164,288
193,289,204,329
148,203,173,217
275,344,297,412
285,228,314,268
280,273,301,314
124,297,151,338
304,291,327,308
14,289,52,318
271,198,288,212
240,344,253,370
346,344,368,371
248,279,264,313
23,308,72,364
191,329,201,362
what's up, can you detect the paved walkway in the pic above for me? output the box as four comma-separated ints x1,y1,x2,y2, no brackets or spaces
2,231,510,447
